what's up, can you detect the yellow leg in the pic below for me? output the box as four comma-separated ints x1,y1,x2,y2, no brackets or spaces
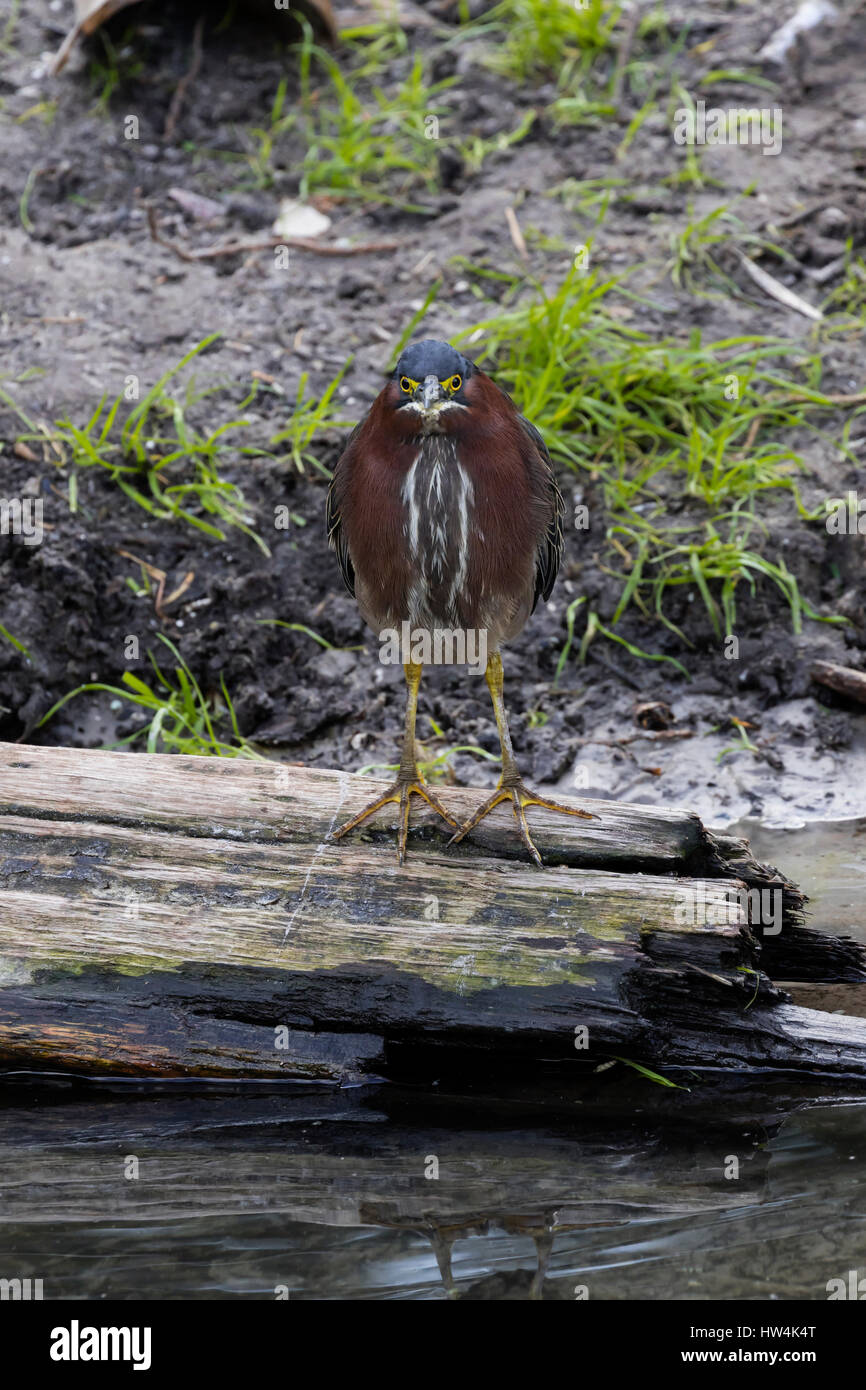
449,650,595,867
330,662,456,864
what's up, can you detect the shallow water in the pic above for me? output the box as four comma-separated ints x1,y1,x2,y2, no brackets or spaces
1,820,865,1302
2,1080,865,1300
727,817,866,944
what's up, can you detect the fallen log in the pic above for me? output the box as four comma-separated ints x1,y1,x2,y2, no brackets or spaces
811,658,866,705
0,741,865,1083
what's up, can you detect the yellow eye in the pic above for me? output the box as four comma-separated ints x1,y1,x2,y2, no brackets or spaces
443,374,462,393
400,376,416,393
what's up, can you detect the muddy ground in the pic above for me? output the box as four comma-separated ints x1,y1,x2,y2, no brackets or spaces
1,0,865,831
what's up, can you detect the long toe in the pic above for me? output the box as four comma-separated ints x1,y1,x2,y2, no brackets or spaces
329,786,401,842
330,773,455,863
396,783,412,865
519,789,595,821
449,779,597,865
414,782,459,829
511,794,544,868
448,789,510,845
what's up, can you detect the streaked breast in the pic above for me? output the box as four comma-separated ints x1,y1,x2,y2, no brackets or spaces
401,434,474,626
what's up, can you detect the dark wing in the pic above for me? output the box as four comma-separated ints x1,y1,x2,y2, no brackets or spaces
518,414,564,611
325,423,360,598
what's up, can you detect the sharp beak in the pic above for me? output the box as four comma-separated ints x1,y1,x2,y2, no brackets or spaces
420,375,442,410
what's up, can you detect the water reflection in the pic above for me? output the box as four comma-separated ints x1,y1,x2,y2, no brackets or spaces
1,1077,864,1299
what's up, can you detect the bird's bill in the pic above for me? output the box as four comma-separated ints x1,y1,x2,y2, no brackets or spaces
419,375,442,410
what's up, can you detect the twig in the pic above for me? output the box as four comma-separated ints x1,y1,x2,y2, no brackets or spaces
738,252,823,322
612,4,641,113
146,207,198,262
505,206,528,263
575,730,694,748
742,415,763,452
49,21,83,76
805,254,848,285
737,390,866,454
163,15,205,143
158,570,196,620
811,660,866,705
115,548,167,618
769,199,831,231
146,206,400,261
772,389,866,407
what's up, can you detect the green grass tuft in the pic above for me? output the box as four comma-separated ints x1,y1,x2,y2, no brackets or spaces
466,0,620,86
2,337,269,551
36,634,263,759
268,363,352,474
456,263,852,663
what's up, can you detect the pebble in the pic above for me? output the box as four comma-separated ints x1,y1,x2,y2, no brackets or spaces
314,648,358,681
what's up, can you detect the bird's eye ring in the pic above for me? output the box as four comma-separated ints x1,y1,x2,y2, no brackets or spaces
443,374,462,393
400,376,415,393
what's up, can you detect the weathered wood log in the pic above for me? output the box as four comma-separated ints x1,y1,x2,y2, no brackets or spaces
811,658,866,705
1,741,865,1083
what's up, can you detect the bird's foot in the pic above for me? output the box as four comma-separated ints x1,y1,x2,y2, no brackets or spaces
330,768,457,865
449,776,595,867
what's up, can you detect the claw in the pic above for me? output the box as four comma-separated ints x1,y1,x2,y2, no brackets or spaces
330,771,457,864
449,779,595,867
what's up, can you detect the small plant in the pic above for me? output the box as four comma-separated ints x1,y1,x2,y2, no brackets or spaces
293,27,454,210
0,0,21,55
256,618,364,652
36,635,263,759
716,717,761,765
87,27,146,112
357,740,499,783
667,199,791,296
478,0,620,86
245,75,297,189
457,111,536,175
821,252,866,324
269,363,352,474
610,1056,686,1089
5,337,270,553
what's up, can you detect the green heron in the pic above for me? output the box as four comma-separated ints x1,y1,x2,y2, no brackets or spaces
326,338,593,865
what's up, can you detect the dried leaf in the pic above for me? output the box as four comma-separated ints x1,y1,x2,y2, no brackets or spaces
273,199,332,240
160,570,196,611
